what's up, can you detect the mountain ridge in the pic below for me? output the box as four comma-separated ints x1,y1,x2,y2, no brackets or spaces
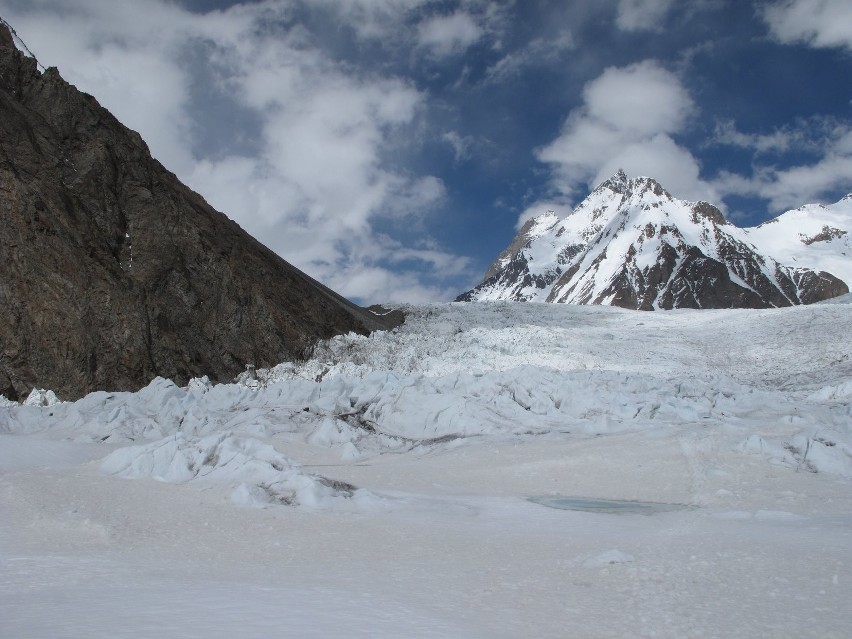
458,170,849,309
0,22,399,400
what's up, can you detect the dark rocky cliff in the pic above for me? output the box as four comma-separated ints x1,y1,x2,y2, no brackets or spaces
0,24,398,400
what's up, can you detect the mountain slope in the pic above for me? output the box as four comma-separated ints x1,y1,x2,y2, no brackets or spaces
458,170,849,309
0,24,399,401
745,196,852,285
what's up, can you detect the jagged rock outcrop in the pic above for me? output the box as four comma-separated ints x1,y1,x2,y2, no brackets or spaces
458,170,850,309
0,23,400,401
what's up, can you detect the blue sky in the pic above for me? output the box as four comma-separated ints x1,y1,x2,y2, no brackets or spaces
2,0,851,303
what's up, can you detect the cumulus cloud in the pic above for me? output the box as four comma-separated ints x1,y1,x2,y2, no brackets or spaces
581,61,693,136
5,0,471,303
615,0,675,32
533,59,851,219
534,60,719,211
762,0,852,51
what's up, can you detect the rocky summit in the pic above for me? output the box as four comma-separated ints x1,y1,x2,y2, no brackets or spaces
0,23,399,401
458,170,850,310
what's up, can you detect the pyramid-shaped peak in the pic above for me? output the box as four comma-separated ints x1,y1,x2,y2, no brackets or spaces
625,175,669,198
597,169,629,194
594,171,672,201
459,168,850,308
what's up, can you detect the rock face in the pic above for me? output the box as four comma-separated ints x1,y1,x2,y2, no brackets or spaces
458,170,850,309
0,24,399,401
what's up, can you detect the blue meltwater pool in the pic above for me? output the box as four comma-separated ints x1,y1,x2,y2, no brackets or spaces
529,496,694,514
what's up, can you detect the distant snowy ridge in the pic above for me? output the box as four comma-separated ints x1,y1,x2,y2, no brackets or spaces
459,170,851,309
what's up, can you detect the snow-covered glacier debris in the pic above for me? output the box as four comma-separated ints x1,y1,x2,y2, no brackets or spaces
100,432,365,508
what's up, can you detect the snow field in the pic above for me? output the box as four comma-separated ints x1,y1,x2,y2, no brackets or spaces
2,299,851,637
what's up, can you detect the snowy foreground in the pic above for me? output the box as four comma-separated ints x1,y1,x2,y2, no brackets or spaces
2,300,852,638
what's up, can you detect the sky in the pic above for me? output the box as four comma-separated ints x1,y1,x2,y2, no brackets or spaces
1,0,851,304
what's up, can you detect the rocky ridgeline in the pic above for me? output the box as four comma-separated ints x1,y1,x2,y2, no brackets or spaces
0,23,399,400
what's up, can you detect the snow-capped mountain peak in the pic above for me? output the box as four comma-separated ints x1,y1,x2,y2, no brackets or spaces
459,172,849,309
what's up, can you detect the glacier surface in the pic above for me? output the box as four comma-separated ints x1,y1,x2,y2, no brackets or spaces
1,300,851,638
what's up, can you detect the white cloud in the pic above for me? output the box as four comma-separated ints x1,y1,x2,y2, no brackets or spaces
713,120,797,154
325,266,457,304
714,129,852,212
593,134,716,201
582,61,693,136
709,118,852,211
712,116,848,155
615,0,675,32
484,31,574,83
296,0,510,57
416,11,483,58
192,20,458,297
441,131,475,161
307,0,428,40
533,59,852,220
534,60,719,211
762,0,852,51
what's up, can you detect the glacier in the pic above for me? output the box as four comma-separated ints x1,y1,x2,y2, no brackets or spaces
1,300,851,638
